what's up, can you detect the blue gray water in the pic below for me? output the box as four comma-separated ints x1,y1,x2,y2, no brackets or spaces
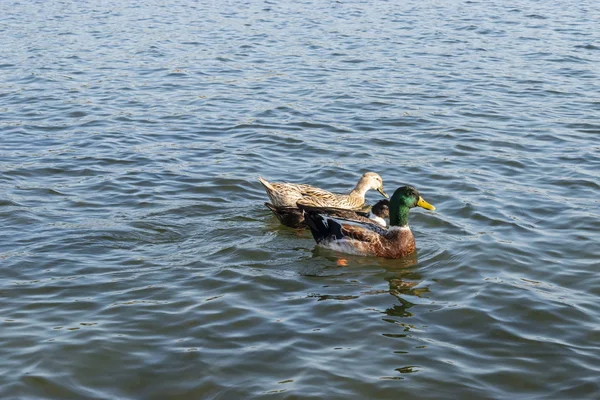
1,0,599,398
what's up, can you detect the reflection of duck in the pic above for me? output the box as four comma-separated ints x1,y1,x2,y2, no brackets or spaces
265,199,390,229
301,186,435,259
258,172,388,210
303,253,426,310
379,257,427,321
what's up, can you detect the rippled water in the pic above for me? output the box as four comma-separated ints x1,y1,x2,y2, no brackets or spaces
1,0,599,398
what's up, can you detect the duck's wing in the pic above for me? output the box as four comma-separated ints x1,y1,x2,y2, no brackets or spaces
297,204,375,225
296,190,355,208
302,206,388,244
337,221,386,243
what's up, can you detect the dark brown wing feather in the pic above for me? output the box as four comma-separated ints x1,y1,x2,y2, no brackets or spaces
264,203,305,228
297,204,374,224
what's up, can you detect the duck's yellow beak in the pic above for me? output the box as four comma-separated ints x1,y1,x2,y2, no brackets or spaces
378,187,389,199
417,196,435,211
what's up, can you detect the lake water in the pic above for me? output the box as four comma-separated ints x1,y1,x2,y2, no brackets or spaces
1,0,599,398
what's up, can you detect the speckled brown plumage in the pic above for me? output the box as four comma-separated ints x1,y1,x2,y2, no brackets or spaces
258,172,388,210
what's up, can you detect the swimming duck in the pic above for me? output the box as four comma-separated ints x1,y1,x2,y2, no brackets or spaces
265,199,390,229
366,199,390,227
258,172,388,210
301,186,435,259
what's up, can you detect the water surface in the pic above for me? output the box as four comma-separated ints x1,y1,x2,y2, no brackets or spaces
1,0,599,398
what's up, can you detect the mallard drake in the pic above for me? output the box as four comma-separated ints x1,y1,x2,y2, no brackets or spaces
265,199,390,229
301,186,435,259
258,172,388,210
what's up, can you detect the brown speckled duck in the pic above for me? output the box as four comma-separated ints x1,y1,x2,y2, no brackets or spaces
301,186,435,259
258,172,388,211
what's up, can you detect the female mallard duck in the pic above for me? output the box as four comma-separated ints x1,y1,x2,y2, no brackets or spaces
301,186,435,259
265,199,390,229
258,172,388,210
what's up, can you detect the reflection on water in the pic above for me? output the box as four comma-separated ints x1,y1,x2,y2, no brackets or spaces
299,244,431,380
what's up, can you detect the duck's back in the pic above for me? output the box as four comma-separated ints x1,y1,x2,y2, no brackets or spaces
296,191,363,209
259,178,311,207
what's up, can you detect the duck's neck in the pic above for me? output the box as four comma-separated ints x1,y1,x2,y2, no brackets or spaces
390,206,410,227
350,179,370,198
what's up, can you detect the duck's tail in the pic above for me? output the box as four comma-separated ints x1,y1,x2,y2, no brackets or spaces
300,207,344,243
264,202,277,213
258,177,274,191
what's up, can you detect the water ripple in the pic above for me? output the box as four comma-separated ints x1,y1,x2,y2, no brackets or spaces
1,0,599,398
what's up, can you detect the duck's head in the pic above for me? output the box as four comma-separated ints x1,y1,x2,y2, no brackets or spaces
359,172,388,198
371,199,390,219
389,186,435,226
